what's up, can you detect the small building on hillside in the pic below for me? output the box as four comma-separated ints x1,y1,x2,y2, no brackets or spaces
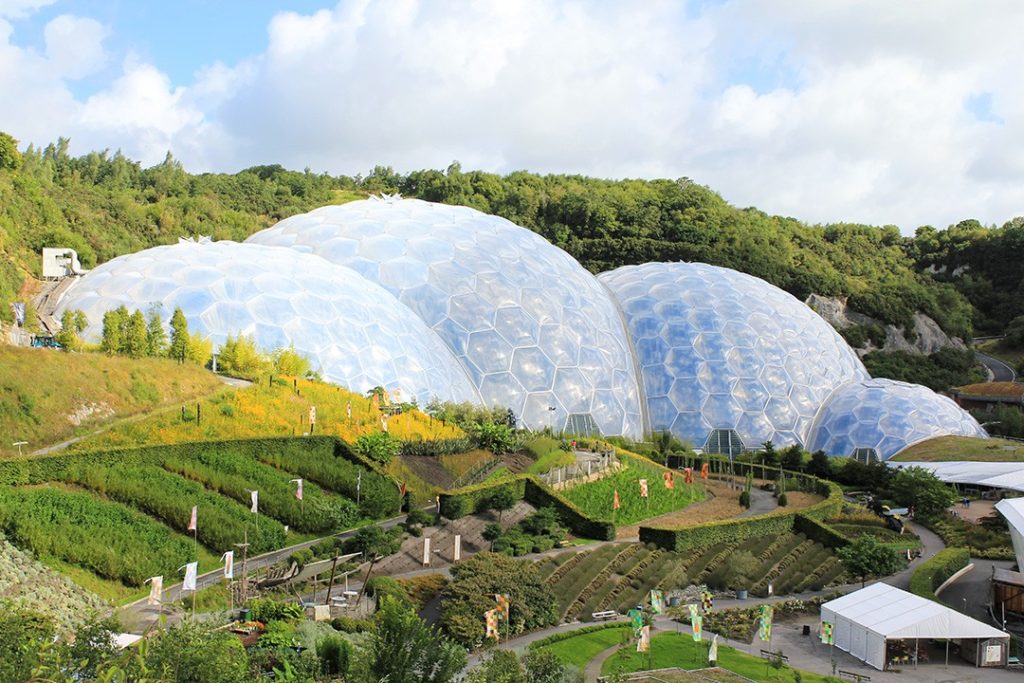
954,382,1024,413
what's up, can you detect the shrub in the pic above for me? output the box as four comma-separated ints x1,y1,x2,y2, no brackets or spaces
909,547,970,601
354,432,401,465
739,491,751,508
778,492,788,507
316,635,350,677
248,598,304,623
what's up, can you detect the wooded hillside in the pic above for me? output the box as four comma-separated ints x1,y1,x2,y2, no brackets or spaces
1,132,1019,338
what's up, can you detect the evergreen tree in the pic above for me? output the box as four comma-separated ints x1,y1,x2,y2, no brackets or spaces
169,307,189,363
124,310,148,357
100,306,128,355
54,309,86,351
145,306,167,356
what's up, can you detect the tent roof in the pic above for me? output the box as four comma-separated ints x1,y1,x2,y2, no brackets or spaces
822,583,1007,640
996,497,1024,534
890,461,1024,493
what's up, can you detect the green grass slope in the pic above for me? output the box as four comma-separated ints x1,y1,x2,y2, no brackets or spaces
0,347,223,457
892,435,1024,462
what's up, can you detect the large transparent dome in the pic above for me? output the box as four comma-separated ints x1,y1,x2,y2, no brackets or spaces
55,240,480,406
248,198,643,437
808,378,988,461
599,262,870,451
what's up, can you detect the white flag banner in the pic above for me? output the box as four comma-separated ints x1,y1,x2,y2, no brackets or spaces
181,562,198,592
346,401,352,419
222,551,234,579
309,406,316,425
291,479,303,501
454,534,462,562
423,537,431,565
146,576,163,605
709,634,719,662
250,490,259,514
187,505,197,532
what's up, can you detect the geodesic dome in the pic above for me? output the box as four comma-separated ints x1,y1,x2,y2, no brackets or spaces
247,197,644,437
599,262,870,452
55,240,480,406
807,378,988,461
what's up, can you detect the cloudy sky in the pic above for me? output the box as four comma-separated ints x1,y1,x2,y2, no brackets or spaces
1,0,1021,231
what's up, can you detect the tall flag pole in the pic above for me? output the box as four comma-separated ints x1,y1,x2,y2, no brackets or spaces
180,562,198,615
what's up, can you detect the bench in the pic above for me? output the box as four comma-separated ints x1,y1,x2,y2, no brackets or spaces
759,650,789,663
838,670,871,682
592,611,618,621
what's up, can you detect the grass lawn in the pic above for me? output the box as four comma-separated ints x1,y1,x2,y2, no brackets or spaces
601,631,836,682
524,436,576,475
893,435,1024,462
534,625,631,669
561,457,703,526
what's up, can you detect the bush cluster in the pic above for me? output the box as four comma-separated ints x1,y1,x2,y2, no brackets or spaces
909,547,970,601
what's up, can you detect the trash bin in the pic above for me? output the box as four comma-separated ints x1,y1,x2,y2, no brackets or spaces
803,624,811,636
736,589,748,600
239,608,252,622
668,596,681,608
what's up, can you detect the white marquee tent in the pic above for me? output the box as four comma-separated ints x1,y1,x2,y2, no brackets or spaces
996,497,1024,570
821,583,1008,670
890,461,1024,493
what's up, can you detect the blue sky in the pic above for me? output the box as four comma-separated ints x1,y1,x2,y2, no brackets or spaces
0,0,1021,231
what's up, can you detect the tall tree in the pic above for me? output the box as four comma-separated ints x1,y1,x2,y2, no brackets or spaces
369,596,466,683
100,306,128,355
146,306,167,356
351,525,403,603
124,309,148,357
838,536,902,587
169,307,190,363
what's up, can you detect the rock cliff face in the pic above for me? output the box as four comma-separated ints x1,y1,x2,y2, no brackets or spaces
806,294,965,356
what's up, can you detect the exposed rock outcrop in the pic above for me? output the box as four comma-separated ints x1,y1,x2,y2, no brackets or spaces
806,294,965,356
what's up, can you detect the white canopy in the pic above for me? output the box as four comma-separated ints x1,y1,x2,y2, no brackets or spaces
821,583,1007,670
996,498,1024,570
889,461,1024,493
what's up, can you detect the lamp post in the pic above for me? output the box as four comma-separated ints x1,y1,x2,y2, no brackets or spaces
12,441,27,456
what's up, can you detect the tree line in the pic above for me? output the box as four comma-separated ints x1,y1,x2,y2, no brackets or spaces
2,131,1021,342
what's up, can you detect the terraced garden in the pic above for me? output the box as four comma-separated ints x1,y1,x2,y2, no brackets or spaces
826,510,922,552
537,533,845,622
560,456,703,526
0,437,398,599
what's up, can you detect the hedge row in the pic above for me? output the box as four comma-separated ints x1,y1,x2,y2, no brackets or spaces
527,621,629,650
909,547,971,602
439,477,528,519
438,475,617,541
399,437,474,457
792,514,851,550
0,436,401,519
523,478,616,541
639,478,844,552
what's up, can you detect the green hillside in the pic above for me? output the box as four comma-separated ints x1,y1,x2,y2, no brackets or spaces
2,133,1015,341
0,346,223,457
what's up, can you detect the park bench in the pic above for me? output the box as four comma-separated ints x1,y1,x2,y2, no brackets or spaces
759,650,789,664
592,611,618,621
838,670,871,682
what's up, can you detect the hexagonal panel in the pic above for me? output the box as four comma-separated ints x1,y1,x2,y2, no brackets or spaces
248,198,643,437
807,379,988,460
56,240,479,407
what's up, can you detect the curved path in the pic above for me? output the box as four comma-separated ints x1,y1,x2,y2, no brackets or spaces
976,351,1017,382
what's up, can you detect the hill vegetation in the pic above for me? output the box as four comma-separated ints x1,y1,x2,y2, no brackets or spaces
3,133,1019,343
0,346,223,457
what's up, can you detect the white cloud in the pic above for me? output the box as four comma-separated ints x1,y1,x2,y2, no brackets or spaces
2,0,1023,231
43,14,107,79
0,0,55,20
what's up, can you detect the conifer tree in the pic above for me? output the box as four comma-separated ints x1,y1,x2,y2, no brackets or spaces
169,307,189,363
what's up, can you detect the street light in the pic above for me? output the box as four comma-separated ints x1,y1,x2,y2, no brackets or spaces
12,441,27,456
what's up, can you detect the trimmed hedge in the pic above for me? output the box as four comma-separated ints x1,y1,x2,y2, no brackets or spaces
399,437,474,457
439,477,528,519
639,478,844,552
793,514,851,550
439,475,616,541
524,478,616,541
527,621,629,650
909,547,970,601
